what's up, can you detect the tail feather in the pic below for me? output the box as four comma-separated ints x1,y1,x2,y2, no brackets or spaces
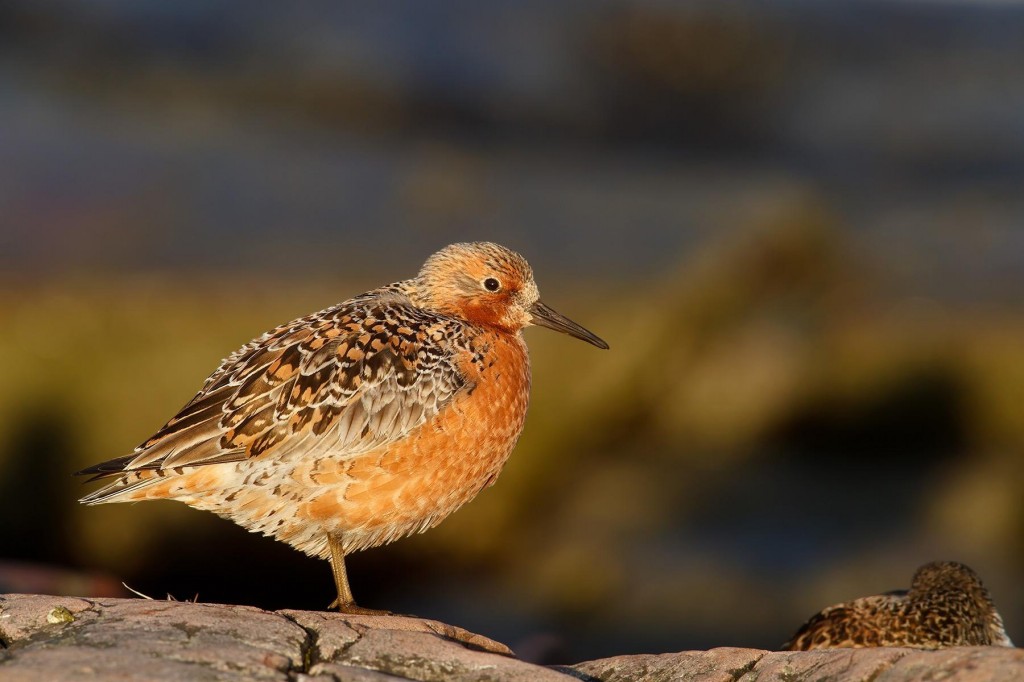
75,454,139,482
78,470,161,505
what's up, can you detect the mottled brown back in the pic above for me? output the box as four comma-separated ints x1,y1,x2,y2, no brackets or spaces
783,561,1014,650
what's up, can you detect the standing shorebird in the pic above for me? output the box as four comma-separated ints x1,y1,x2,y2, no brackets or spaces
783,561,1015,650
78,242,608,612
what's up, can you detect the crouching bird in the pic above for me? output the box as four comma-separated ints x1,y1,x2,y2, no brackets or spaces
79,242,608,613
783,561,1014,650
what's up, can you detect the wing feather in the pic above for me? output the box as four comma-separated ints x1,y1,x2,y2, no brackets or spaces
78,289,471,497
782,605,854,650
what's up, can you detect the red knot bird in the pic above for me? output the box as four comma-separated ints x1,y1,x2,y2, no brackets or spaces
78,242,608,613
783,561,1014,650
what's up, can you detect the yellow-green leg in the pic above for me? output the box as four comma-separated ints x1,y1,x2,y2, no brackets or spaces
327,534,391,615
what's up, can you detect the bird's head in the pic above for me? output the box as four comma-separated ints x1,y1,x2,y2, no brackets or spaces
416,241,608,349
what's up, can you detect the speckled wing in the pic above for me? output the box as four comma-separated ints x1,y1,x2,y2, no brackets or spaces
782,604,860,651
783,593,916,651
79,287,469,498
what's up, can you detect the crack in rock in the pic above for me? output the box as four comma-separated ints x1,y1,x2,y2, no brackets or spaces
278,609,368,680
862,650,907,682
278,612,319,677
729,650,767,681
547,665,603,681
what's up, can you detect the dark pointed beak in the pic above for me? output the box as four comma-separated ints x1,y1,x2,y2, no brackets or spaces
528,300,609,349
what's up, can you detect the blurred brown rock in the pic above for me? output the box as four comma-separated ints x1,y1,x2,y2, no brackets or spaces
1,593,1021,681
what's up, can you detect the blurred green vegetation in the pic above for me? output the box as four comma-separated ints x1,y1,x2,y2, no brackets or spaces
1,218,1021,653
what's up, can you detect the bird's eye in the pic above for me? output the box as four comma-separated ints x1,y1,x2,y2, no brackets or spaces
483,277,501,292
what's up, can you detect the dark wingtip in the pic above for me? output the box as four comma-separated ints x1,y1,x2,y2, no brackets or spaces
74,455,135,481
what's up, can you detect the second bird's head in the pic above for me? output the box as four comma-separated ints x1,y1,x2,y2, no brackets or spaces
416,242,608,349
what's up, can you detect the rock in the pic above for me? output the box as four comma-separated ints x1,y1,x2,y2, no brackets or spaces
0,594,306,681
0,594,558,681
569,645,1024,682
566,647,768,682
0,594,1021,681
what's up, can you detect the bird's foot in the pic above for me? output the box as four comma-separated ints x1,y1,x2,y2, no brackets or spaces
327,599,512,655
328,598,394,616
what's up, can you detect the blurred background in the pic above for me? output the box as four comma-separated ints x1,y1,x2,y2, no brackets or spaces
2,0,1023,663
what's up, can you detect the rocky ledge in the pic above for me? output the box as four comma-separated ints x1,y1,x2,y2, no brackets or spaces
0,594,1020,681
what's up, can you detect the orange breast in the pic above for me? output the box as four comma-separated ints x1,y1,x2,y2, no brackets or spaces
292,329,532,554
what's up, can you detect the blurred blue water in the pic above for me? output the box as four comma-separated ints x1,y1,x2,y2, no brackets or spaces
3,0,1024,300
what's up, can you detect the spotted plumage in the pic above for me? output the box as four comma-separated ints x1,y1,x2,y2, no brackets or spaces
79,242,608,612
783,561,1015,650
